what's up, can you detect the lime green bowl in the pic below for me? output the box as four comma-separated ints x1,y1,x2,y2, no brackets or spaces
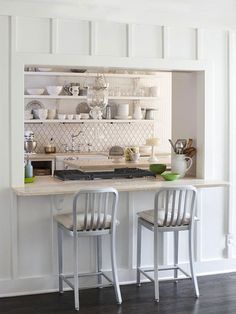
161,172,180,181
24,176,36,184
149,164,167,175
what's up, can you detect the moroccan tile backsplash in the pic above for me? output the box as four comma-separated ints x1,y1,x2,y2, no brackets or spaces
25,122,154,153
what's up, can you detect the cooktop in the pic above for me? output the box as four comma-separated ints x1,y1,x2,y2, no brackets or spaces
54,168,156,181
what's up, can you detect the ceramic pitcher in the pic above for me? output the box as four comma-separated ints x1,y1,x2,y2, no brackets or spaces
171,154,192,178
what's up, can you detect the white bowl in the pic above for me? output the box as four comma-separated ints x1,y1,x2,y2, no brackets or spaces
27,88,44,95
32,109,48,120
46,86,63,95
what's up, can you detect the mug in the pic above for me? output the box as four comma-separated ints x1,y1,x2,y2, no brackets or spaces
69,86,79,96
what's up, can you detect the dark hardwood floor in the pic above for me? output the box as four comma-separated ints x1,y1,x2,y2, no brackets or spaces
1,273,236,314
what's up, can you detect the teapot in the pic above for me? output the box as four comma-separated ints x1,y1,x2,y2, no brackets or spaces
171,154,192,178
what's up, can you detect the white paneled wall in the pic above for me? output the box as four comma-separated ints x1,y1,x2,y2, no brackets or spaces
16,17,51,53
57,19,90,55
133,24,163,58
95,21,128,57
0,12,234,296
167,27,197,59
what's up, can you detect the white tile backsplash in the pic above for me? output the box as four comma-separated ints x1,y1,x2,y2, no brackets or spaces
25,122,154,153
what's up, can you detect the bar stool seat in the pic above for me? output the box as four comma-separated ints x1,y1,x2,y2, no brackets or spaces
136,186,199,302
54,213,114,231
54,188,122,311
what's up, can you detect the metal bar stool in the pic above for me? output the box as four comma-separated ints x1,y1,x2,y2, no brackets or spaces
54,188,122,311
136,185,199,301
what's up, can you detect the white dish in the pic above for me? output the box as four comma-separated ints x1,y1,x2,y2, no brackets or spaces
114,115,132,120
25,100,45,112
37,67,52,72
46,86,63,95
26,88,44,95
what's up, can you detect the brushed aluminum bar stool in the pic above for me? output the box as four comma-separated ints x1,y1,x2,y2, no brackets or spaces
54,188,122,311
136,185,199,301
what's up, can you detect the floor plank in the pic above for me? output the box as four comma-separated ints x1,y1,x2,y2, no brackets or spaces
1,273,236,313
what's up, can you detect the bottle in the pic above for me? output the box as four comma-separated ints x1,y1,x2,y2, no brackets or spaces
25,159,33,178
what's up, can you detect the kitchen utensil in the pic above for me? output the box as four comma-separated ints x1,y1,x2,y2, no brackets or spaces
70,68,87,73
104,104,112,119
161,172,180,181
46,86,63,95
47,109,57,119
26,88,44,95
76,102,90,114
133,103,142,119
58,114,66,120
25,100,45,112
67,114,74,120
69,85,79,96
32,109,48,120
24,140,37,153
37,67,52,72
149,164,167,175
171,154,192,178
186,138,193,148
117,103,129,117
168,139,176,152
174,139,187,154
74,114,81,120
145,108,157,120
131,152,140,162
139,145,151,155
149,86,160,97
44,138,56,154
146,138,159,162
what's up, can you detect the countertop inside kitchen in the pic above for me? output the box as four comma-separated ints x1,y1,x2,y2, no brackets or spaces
13,175,229,196
64,156,171,170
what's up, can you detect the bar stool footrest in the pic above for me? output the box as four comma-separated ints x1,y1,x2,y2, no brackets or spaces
60,271,114,290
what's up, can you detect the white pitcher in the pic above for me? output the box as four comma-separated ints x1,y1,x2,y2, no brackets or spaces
171,154,192,178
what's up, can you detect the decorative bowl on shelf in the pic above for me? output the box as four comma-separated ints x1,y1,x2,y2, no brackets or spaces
161,172,180,181
32,109,48,120
46,86,63,95
26,88,44,95
149,164,166,175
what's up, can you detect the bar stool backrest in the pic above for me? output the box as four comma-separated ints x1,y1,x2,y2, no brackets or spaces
72,188,118,232
154,185,197,228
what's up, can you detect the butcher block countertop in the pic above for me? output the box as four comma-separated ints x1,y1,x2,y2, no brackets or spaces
13,176,229,196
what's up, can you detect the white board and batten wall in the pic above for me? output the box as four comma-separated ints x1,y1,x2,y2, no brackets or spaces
0,11,236,296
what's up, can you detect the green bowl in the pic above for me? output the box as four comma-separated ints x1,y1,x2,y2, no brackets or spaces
161,172,180,181
24,176,36,184
149,164,167,175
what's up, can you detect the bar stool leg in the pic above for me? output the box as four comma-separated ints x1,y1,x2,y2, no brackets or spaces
136,219,142,286
174,231,179,282
110,232,122,304
73,233,79,311
97,236,102,285
154,228,159,302
189,225,199,298
57,226,63,294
